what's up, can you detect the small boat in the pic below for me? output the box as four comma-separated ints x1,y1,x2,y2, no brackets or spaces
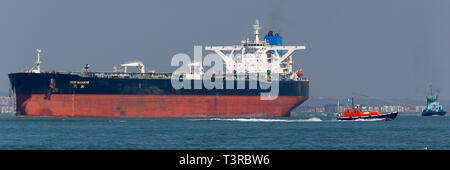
337,108,398,121
422,85,446,116
337,97,398,121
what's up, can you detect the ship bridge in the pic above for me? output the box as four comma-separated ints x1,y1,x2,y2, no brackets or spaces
205,20,306,79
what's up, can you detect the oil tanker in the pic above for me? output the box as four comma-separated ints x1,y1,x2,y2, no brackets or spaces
8,20,309,117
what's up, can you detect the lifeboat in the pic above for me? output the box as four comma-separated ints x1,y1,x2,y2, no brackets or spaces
296,70,303,77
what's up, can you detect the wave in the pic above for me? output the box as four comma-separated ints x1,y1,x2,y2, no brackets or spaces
189,117,322,122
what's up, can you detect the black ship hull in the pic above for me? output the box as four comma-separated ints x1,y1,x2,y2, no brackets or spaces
8,72,309,117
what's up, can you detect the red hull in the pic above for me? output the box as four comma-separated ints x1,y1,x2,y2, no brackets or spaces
15,94,308,117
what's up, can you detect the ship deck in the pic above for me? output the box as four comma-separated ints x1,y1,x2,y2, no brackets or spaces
28,71,309,81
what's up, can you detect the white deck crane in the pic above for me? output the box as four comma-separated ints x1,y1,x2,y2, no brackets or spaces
121,61,145,73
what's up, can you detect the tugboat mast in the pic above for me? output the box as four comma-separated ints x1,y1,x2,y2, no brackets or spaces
430,84,433,96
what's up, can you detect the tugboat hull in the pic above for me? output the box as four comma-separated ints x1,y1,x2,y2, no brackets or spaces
337,112,398,121
422,111,446,116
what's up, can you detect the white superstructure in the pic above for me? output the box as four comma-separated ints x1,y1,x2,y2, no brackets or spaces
205,20,306,79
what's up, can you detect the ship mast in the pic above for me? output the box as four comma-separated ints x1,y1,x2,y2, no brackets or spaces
253,20,261,42
30,49,42,73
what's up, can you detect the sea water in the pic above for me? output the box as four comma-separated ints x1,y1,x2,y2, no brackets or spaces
0,115,448,150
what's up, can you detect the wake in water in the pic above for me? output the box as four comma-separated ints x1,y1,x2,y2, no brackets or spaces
189,117,322,122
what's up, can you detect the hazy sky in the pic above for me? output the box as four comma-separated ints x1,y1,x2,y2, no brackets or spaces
1,0,449,99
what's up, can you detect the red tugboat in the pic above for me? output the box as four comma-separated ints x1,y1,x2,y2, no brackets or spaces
337,97,398,121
